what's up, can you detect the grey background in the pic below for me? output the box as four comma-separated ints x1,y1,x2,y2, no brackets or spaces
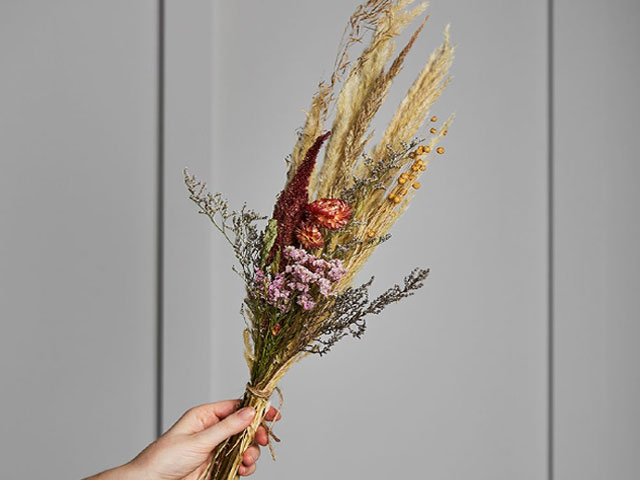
0,0,638,479
554,1,640,478
0,1,157,477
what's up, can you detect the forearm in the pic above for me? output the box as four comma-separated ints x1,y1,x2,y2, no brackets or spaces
82,401,264,480
83,461,142,480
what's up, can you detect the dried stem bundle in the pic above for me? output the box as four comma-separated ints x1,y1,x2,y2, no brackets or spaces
186,1,454,479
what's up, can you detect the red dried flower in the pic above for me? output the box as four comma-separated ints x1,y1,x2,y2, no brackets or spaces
295,223,325,249
271,324,282,336
307,198,352,230
270,132,331,259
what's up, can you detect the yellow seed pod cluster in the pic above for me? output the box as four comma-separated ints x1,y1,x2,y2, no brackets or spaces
388,145,431,205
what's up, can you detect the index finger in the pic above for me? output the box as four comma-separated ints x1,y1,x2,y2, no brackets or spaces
168,399,241,435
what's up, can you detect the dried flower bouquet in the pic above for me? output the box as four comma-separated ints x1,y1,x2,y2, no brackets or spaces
184,1,454,478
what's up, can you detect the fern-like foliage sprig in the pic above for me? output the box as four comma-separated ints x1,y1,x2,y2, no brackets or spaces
184,169,266,280
309,267,430,355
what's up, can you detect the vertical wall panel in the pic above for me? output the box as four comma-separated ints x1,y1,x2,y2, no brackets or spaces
162,0,214,431
554,1,640,478
210,2,548,479
0,1,158,477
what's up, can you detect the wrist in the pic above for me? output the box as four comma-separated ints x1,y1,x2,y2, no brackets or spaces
83,461,143,480
117,460,150,480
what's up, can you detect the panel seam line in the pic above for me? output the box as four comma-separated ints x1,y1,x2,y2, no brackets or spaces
156,0,165,439
547,0,555,479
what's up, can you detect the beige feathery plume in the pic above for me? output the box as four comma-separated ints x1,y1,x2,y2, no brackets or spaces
334,12,430,197
365,26,454,209
301,0,392,193
317,16,454,279
338,114,455,284
373,24,454,161
314,1,428,199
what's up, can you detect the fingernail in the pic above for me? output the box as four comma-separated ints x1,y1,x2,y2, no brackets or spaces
265,401,272,412
238,407,255,420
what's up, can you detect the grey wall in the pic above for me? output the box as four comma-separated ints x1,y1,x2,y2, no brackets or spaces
162,0,214,431
554,1,640,479
0,1,158,478
1,1,639,479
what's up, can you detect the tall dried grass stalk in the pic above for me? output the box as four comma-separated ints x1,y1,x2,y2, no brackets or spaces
298,0,393,193
373,23,453,161
338,113,455,286
315,13,454,287
314,1,428,198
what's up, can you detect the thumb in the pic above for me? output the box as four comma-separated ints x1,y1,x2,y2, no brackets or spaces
194,406,256,448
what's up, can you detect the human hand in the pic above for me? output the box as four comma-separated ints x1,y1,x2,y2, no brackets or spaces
86,399,281,480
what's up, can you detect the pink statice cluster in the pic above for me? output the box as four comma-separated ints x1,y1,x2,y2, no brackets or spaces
253,246,346,312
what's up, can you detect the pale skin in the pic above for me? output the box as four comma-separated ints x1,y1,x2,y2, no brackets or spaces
85,400,281,480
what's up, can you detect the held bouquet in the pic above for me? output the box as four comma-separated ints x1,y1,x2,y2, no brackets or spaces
184,1,454,478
